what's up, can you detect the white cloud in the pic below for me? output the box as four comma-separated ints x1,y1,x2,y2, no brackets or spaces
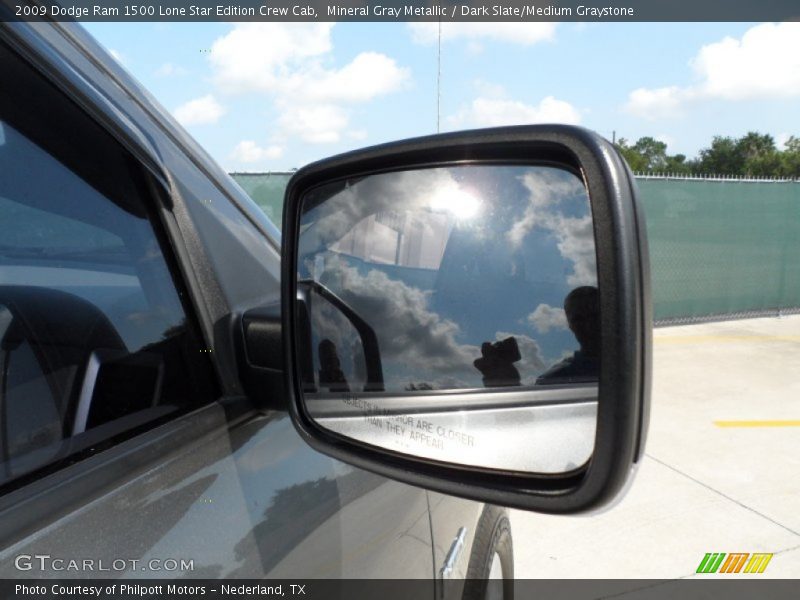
208,24,409,144
277,104,349,144
448,95,581,128
626,86,691,119
692,23,800,100
409,23,556,46
777,132,791,150
173,95,225,126
155,62,187,77
282,52,410,104
231,140,284,163
473,79,507,99
209,23,334,94
626,23,800,119
527,304,568,334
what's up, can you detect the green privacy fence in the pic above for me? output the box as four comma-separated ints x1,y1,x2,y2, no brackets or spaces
231,171,292,228
637,177,800,323
231,172,800,325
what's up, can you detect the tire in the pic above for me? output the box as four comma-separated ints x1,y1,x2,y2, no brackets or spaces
462,504,514,600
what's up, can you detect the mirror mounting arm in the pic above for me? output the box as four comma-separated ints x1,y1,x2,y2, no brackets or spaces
297,279,385,392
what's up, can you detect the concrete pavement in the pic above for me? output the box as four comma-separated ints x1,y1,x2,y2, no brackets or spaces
511,315,800,578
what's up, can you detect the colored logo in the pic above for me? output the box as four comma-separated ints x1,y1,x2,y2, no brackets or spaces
696,552,773,574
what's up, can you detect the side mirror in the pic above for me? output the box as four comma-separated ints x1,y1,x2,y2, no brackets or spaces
281,125,651,513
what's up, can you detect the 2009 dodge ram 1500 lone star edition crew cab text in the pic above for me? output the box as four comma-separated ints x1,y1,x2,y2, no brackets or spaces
0,5,651,595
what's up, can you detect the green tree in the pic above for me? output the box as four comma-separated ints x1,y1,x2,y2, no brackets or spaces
737,132,779,176
664,153,694,174
697,136,743,175
737,132,776,161
616,136,695,174
616,131,798,179
779,136,800,178
632,136,669,171
615,137,648,172
745,151,782,176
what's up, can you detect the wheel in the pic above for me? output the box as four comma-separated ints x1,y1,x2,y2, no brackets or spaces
462,504,514,600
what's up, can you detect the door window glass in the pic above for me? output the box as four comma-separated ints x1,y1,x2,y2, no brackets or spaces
0,57,215,488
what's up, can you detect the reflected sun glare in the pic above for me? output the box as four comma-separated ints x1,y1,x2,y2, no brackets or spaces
429,187,481,220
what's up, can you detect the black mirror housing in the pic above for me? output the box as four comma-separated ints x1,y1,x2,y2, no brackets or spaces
281,125,652,514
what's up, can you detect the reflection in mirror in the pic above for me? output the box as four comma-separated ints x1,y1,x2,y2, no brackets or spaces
296,164,599,474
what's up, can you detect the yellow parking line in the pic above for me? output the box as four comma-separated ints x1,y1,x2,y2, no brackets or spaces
714,420,800,428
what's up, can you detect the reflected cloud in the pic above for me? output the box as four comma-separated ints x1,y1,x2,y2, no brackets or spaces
527,303,568,334
494,331,546,383
321,256,480,386
509,170,597,286
300,164,598,393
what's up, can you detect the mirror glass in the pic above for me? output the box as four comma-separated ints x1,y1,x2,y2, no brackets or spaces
296,164,599,474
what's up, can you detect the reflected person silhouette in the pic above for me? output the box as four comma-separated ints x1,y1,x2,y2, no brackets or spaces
473,336,522,388
318,339,350,392
536,286,600,385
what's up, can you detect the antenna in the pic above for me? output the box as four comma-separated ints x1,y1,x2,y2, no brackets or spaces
437,19,442,133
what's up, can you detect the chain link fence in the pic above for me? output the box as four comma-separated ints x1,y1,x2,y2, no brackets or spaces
637,176,800,325
230,171,291,228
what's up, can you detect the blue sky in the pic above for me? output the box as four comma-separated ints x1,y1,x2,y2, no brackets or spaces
84,22,800,171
